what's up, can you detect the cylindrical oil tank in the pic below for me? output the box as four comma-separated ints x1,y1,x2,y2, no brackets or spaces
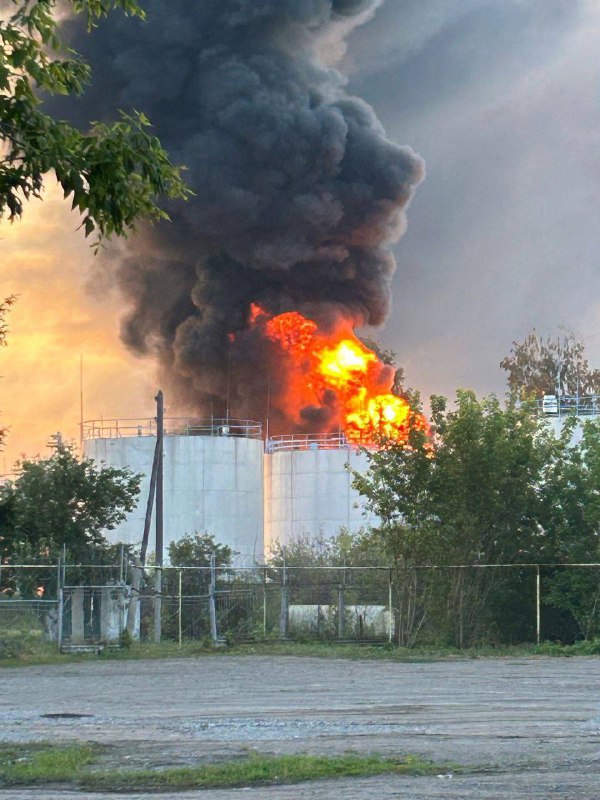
264,433,380,551
83,418,264,564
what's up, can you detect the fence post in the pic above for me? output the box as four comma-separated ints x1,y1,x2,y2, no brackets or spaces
154,568,162,643
536,565,541,645
388,569,393,644
279,562,288,640
57,588,64,650
263,568,268,637
126,562,141,637
337,568,345,640
209,554,218,645
119,544,125,584
178,570,183,648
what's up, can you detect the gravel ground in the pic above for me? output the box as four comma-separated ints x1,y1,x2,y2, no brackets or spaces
1,654,600,798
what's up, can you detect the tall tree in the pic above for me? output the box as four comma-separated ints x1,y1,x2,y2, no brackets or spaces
0,444,140,563
353,392,555,646
500,330,600,398
1,1,190,242
537,417,600,639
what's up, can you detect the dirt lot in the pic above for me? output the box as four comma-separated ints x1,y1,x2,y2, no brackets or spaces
1,654,600,798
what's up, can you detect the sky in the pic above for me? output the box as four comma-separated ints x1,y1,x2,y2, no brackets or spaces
2,0,600,468
346,0,600,396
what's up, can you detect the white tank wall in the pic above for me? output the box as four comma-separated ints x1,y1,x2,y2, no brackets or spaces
84,435,264,564
544,414,600,445
264,448,380,551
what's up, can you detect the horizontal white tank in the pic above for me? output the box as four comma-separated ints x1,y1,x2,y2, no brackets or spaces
264,435,380,551
83,419,264,565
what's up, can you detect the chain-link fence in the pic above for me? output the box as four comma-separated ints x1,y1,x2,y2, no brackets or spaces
3,561,600,650
127,565,393,645
0,599,58,657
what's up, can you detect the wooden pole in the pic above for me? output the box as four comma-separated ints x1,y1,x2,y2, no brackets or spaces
126,436,160,636
79,355,84,455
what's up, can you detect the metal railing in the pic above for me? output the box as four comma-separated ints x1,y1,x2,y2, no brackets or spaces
537,394,600,417
82,418,262,441
267,432,355,452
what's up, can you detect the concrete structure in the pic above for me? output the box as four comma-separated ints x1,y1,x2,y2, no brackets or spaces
62,585,131,644
264,433,379,551
83,419,265,565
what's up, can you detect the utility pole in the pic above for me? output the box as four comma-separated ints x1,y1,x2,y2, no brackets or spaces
79,355,84,455
126,429,160,636
126,391,165,640
154,390,164,643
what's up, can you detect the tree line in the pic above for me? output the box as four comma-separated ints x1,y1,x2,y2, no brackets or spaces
3,333,600,646
352,391,600,646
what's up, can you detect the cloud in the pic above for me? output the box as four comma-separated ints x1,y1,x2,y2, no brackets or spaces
347,0,599,398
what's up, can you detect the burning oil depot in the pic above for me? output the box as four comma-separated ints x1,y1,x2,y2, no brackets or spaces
66,0,429,563
83,310,425,560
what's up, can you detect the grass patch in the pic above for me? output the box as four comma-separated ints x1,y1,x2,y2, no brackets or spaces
83,753,444,791
2,638,600,669
0,743,94,785
532,638,600,656
0,746,447,791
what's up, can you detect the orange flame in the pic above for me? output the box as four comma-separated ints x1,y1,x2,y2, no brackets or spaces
249,302,266,324
266,311,317,355
248,306,427,444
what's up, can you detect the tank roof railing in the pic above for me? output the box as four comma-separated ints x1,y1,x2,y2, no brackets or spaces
536,394,600,418
266,432,359,453
83,417,262,441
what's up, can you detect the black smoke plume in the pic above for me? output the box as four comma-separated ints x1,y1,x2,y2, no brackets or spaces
59,0,423,432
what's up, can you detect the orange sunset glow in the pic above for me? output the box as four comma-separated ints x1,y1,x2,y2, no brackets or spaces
0,183,154,472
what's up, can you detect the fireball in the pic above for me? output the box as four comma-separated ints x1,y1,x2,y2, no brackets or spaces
244,307,428,444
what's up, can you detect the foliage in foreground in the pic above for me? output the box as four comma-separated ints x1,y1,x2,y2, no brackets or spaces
0,743,443,790
353,391,600,647
0,445,140,595
1,1,190,242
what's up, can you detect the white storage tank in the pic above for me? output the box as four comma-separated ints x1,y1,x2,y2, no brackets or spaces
264,433,380,551
83,418,264,564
